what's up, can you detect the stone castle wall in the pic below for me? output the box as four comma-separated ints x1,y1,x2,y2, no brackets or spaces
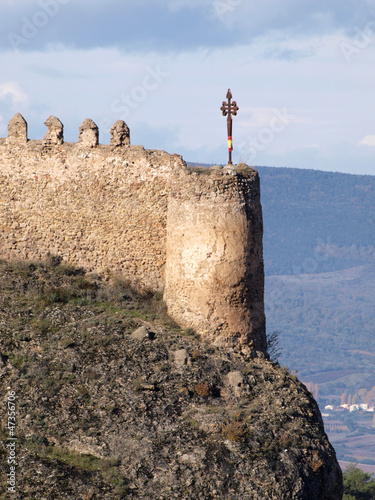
0,114,266,355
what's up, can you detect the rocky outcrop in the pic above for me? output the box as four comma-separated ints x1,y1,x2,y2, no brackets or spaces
0,260,343,499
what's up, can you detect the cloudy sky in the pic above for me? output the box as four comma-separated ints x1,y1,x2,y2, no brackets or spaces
1,0,375,174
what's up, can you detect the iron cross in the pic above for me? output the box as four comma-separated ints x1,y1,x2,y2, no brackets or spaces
220,89,239,165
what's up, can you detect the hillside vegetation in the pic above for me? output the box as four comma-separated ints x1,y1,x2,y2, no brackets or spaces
265,265,375,393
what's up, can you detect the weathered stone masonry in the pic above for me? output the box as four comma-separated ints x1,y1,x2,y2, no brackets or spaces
0,114,266,354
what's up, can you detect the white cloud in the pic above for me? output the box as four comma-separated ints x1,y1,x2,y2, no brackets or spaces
359,135,375,146
0,82,28,103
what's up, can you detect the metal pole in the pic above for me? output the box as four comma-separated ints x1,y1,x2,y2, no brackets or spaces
220,89,239,165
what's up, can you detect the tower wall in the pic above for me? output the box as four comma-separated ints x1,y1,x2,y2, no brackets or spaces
164,166,266,355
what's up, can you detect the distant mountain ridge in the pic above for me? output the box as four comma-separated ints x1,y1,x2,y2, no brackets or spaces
256,166,375,276
265,263,375,388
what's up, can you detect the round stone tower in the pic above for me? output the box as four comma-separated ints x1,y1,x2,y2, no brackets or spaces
164,164,266,357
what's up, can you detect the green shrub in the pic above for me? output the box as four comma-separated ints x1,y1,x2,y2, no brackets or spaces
343,464,375,499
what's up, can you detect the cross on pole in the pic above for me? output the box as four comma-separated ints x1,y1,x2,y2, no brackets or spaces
220,89,239,165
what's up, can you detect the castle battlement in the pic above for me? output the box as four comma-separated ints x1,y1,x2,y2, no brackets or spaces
0,114,266,356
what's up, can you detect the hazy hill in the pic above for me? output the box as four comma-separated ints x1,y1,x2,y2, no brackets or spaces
256,166,375,276
265,264,375,393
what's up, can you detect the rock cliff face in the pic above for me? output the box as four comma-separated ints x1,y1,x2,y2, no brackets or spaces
0,261,343,499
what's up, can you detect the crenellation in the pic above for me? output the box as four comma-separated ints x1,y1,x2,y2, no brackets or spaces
110,120,130,147
7,113,28,145
78,118,99,148
0,114,266,356
44,116,64,148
